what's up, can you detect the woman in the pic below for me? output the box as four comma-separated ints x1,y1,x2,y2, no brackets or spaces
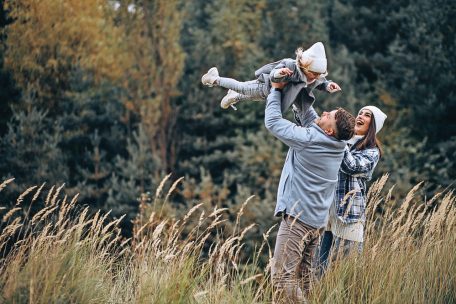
317,105,387,273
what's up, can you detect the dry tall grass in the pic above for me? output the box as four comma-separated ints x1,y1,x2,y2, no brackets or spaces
310,175,456,303
0,175,455,303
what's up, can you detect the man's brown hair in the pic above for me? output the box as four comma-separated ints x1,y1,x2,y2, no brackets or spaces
334,108,355,140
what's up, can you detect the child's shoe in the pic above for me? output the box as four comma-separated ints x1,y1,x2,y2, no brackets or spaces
220,90,239,109
201,67,219,87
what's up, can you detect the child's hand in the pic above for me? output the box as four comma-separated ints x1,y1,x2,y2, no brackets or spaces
274,68,293,78
327,82,341,93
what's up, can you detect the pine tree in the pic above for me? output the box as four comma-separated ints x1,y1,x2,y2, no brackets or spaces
383,0,456,188
54,74,133,208
0,2,20,135
105,123,161,219
0,93,68,198
260,0,328,60
327,0,456,190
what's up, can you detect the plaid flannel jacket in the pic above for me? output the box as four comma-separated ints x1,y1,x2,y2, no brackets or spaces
335,142,380,224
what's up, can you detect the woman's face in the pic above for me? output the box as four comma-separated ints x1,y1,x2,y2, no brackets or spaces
355,109,373,135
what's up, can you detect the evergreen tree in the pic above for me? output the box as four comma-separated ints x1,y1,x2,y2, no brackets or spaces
260,0,328,60
0,2,19,135
55,75,130,203
383,0,456,188
327,0,456,190
0,93,68,198
105,123,161,219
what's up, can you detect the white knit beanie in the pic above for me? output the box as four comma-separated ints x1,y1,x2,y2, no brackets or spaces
300,42,327,74
361,106,387,134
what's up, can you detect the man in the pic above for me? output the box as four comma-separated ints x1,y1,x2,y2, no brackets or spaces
264,81,355,302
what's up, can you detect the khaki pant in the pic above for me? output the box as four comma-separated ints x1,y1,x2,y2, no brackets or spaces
271,215,323,303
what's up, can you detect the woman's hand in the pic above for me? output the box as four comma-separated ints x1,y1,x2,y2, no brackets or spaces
327,82,342,93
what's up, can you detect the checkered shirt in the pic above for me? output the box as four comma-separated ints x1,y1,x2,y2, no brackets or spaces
335,143,380,224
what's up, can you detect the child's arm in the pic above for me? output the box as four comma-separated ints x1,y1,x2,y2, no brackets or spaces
316,79,342,93
269,59,296,83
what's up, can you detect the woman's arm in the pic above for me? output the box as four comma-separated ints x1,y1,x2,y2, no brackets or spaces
340,147,380,178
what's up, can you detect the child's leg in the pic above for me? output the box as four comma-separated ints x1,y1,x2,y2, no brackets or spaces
218,78,269,100
220,89,264,109
202,67,269,99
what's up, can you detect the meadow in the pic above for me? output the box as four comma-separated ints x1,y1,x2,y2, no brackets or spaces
0,175,455,303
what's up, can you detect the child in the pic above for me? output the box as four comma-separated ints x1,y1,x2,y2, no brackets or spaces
201,42,341,112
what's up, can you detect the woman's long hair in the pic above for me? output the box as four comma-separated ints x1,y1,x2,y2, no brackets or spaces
354,117,383,157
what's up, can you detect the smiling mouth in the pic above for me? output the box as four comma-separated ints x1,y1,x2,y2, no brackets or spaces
356,120,364,126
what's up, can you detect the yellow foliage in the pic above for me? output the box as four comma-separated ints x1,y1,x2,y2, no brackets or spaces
117,0,185,169
211,0,264,61
4,0,130,97
4,0,186,169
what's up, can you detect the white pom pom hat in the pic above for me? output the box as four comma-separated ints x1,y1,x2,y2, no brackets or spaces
297,42,327,74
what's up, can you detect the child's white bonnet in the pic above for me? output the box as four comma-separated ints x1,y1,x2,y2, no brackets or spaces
300,42,327,74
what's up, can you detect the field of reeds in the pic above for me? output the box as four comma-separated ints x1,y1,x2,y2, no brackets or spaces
1,174,455,303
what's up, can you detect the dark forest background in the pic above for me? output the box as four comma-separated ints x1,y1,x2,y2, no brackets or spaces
0,0,455,238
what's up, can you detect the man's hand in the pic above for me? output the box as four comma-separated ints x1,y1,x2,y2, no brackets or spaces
327,82,341,93
271,81,286,89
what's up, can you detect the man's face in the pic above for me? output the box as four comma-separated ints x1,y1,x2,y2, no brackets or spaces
316,110,337,137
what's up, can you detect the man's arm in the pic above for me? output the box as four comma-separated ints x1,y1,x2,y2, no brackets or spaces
264,83,313,149
293,103,318,127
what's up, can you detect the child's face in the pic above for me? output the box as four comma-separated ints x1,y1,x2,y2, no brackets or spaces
303,69,321,82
